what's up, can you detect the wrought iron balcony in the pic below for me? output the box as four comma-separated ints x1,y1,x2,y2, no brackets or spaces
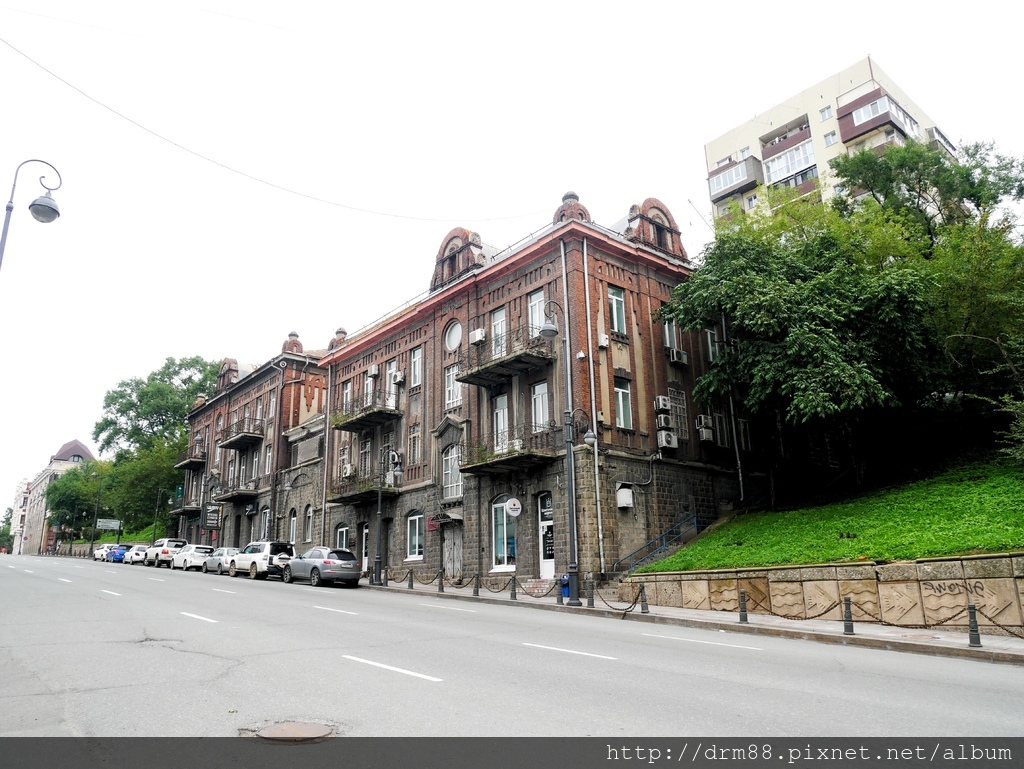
174,445,208,470
330,388,403,433
326,468,401,504
456,326,556,387
213,478,261,502
217,418,264,450
459,423,559,476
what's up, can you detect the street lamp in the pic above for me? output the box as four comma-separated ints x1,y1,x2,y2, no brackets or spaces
88,472,105,559
1,159,62,274
540,300,596,607
372,444,403,586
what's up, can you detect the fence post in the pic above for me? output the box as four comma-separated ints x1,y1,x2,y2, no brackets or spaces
739,589,748,624
843,596,854,635
437,570,444,593
407,570,414,589
510,577,517,601
587,578,595,609
473,573,480,597
382,566,389,587
640,584,650,614
967,603,982,648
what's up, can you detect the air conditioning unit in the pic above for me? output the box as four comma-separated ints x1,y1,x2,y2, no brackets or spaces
597,333,610,348
656,414,673,430
657,430,678,449
654,395,672,412
391,370,405,385
668,348,688,365
696,414,714,430
341,464,355,478
367,364,379,377
698,427,715,442
469,328,486,345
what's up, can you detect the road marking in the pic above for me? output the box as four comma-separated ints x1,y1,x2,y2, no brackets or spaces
641,633,762,651
74,565,84,569
181,612,218,623
313,605,358,615
342,655,441,682
24,570,33,573
522,643,616,660
101,590,121,596
7,565,16,569
212,589,236,594
58,578,72,583
105,570,116,573
418,602,477,613
149,578,165,582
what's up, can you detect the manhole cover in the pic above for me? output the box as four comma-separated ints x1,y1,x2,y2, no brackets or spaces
256,722,333,742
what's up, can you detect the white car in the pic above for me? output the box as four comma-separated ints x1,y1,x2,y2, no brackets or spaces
202,547,239,575
170,545,216,571
93,544,117,561
124,545,148,565
144,538,188,568
229,541,294,579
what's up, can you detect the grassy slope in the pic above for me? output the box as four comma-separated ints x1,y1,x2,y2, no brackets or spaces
638,460,1024,573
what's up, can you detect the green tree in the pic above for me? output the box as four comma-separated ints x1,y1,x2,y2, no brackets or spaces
1,508,13,552
45,462,110,539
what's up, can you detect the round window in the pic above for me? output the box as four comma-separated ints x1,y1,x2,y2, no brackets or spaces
444,321,463,351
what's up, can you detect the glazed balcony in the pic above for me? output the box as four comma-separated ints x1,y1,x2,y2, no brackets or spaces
218,418,264,450
455,326,556,387
459,423,559,476
174,445,208,470
326,468,401,505
331,389,403,433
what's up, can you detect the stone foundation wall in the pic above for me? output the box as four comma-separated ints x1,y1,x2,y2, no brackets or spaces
624,553,1024,633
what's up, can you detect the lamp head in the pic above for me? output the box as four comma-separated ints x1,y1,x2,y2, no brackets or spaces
29,191,60,223
539,319,559,338
584,428,598,447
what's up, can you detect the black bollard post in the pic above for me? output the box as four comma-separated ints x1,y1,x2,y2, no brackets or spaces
739,589,748,624
407,570,414,590
843,596,854,635
640,584,650,614
510,577,517,601
967,603,982,648
556,579,564,605
437,570,444,593
587,578,595,609
382,566,389,587
473,574,480,597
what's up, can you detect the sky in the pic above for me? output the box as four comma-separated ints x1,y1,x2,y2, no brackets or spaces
2,1,1022,509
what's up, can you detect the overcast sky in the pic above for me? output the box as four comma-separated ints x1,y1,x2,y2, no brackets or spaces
2,1,1021,511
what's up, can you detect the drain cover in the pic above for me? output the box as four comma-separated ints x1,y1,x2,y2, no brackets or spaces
256,722,333,742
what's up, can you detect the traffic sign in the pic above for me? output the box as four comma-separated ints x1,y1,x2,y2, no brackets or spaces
96,519,121,530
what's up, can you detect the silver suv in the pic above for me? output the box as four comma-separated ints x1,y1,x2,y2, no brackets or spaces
144,538,188,568
229,541,294,580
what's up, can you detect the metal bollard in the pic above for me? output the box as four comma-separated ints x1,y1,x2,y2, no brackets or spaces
739,589,748,624
640,584,650,614
407,570,414,590
556,581,564,605
587,578,595,609
843,596,854,635
473,574,480,597
967,603,982,648
437,570,444,593
510,577,517,601
382,567,389,587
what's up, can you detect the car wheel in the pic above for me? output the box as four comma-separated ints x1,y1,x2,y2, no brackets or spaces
282,566,293,584
217,563,224,576
229,563,237,578
202,563,208,574
310,568,322,587
248,563,259,580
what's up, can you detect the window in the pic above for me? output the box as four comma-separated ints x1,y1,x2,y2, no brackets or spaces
359,437,372,477
531,381,549,432
609,286,626,333
763,139,815,184
662,317,678,349
444,321,463,351
739,146,750,159
407,513,424,558
614,378,632,430
714,409,731,448
746,193,758,210
341,381,352,411
302,506,313,542
528,290,545,336
265,444,273,475
215,415,223,462
336,526,349,549
708,163,748,195
255,396,263,420
408,423,421,465
442,444,462,499
823,131,838,147
715,156,731,167
268,391,276,420
385,359,398,408
852,96,889,126
288,510,297,543
492,495,516,568
444,364,462,408
669,386,689,441
410,346,422,387
819,105,833,121
363,372,374,407
737,418,752,452
491,307,507,357
493,394,509,452
705,328,719,362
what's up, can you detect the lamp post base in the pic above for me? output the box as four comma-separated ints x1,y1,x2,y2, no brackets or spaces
567,570,583,607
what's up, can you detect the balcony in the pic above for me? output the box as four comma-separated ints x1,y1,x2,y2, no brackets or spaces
459,423,559,476
174,445,208,470
708,156,763,204
456,326,556,387
214,478,261,502
326,469,401,505
218,418,264,450
331,388,403,433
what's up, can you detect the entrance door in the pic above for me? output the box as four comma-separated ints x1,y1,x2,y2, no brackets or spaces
360,523,370,578
538,492,554,579
443,523,464,582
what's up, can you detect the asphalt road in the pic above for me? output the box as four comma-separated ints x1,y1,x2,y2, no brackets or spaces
2,555,1022,737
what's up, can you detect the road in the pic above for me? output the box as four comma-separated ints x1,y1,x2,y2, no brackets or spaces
1,555,1022,737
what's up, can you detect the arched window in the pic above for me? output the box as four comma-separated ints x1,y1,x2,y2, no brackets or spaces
491,495,516,569
288,509,297,543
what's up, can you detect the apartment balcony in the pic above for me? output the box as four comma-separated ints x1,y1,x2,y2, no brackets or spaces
456,326,556,387
326,469,401,505
218,418,264,450
174,445,208,470
708,156,764,204
459,423,559,476
331,388,403,433
214,478,261,502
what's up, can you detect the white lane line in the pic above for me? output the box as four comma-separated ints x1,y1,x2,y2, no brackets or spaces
24,570,33,573
59,578,72,583
101,590,121,596
7,565,15,569
418,602,477,613
313,605,358,615
641,633,762,651
181,612,218,623
74,565,84,569
342,655,441,682
212,589,236,594
522,643,617,660
105,570,116,574
148,578,165,582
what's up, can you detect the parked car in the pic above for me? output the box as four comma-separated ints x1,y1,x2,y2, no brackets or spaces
229,541,294,579
105,544,132,563
283,546,361,587
93,544,117,561
201,547,239,575
144,538,188,568
124,545,148,565
171,544,215,571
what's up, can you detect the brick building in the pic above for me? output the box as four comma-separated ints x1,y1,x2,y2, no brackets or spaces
20,439,94,556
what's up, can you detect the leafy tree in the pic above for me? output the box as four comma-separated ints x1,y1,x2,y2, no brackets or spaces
45,462,110,538
1,508,13,552
92,356,218,455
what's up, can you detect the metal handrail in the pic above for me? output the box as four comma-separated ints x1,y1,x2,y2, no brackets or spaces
612,514,699,573
217,417,264,443
456,325,555,371
462,423,558,464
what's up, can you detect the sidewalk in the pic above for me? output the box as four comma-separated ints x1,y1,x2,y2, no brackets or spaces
367,576,1024,665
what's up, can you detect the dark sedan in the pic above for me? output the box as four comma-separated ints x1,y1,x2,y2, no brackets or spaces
283,547,361,587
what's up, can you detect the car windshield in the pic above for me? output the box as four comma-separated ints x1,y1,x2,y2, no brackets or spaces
169,540,187,547
270,543,292,555
196,547,214,554
329,550,355,560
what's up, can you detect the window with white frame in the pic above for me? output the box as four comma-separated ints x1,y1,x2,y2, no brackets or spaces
491,306,507,357
669,386,689,441
410,346,422,387
304,505,313,542
609,286,626,333
528,290,545,336
336,526,349,550
713,408,732,448
662,317,678,349
444,364,462,408
493,394,509,452
531,381,549,432
363,372,374,407
289,510,297,543
746,193,758,210
442,444,462,498
359,436,372,477
268,391,276,420
407,512,424,558
851,96,889,126
764,139,815,184
260,507,271,540
708,163,748,195
824,131,838,147
408,423,421,465
215,415,223,462
255,396,263,420
614,377,633,430
342,381,352,411
819,105,833,121
492,495,516,568
264,444,273,475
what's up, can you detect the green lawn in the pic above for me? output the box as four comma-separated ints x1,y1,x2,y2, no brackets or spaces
638,459,1024,573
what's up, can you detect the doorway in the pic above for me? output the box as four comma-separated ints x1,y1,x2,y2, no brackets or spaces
442,522,464,582
538,492,554,579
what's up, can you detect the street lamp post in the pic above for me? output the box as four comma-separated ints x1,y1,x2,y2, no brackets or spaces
540,301,597,607
1,159,62,274
372,444,403,586
88,472,105,559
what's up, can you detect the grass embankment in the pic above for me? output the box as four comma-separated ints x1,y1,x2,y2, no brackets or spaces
638,460,1024,573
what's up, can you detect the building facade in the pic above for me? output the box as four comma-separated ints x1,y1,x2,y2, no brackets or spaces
704,57,955,218
20,440,94,556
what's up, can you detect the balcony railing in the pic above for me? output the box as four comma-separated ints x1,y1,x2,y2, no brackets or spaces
217,418,264,450
174,444,208,470
214,477,262,502
459,423,559,475
327,468,401,504
456,326,556,386
330,388,402,433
